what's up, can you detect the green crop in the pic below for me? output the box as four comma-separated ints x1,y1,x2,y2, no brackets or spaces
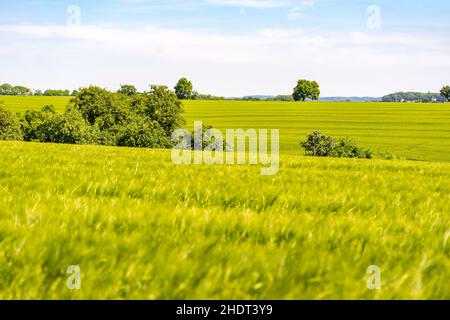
0,141,448,299
3,96,449,161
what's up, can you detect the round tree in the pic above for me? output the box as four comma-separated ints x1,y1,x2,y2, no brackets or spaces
174,77,193,100
293,79,320,102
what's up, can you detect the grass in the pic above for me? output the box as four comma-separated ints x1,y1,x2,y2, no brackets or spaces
0,95,70,113
2,96,450,162
0,141,449,299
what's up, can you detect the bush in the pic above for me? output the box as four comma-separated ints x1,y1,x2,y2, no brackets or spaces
141,85,185,136
300,131,335,157
329,137,373,159
17,84,187,150
0,106,23,141
21,105,61,142
55,109,98,145
21,106,97,145
69,86,131,130
116,117,172,148
300,131,372,159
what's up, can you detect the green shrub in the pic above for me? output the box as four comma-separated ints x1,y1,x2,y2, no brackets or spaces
300,131,372,159
142,85,185,136
18,85,186,150
69,86,131,130
329,137,373,159
20,105,60,142
0,106,23,141
55,109,99,145
21,106,97,145
116,117,172,148
300,131,335,157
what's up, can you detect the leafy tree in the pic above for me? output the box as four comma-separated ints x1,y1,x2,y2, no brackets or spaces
0,83,13,95
300,131,334,156
20,105,61,142
11,86,31,96
441,85,450,101
69,86,131,130
118,84,138,96
56,109,98,144
174,77,193,100
116,115,171,148
20,105,96,144
293,80,320,101
16,84,186,150
142,85,185,136
0,106,23,141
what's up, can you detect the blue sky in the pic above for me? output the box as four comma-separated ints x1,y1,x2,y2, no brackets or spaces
0,0,449,96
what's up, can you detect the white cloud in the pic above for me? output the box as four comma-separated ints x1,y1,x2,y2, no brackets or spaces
0,24,449,96
204,0,290,8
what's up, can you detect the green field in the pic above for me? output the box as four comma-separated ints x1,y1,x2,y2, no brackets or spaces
0,95,70,113
0,141,449,299
2,96,450,162
1,96,449,299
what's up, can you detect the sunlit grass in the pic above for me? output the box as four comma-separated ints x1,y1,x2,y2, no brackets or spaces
0,141,448,299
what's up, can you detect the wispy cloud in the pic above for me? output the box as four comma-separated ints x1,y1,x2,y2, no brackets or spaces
1,23,449,96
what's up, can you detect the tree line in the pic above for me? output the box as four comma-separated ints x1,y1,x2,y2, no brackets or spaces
382,91,448,103
2,79,448,103
0,84,78,96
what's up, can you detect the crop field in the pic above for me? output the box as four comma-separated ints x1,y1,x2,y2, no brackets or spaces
0,95,69,113
2,96,450,162
0,141,449,299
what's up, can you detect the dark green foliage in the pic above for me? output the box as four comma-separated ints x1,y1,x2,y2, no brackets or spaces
329,137,373,159
141,85,185,136
21,105,60,142
301,131,372,159
300,131,335,157
69,86,131,130
20,106,94,144
293,80,320,102
55,109,98,144
174,78,193,100
440,86,450,101
116,117,171,148
0,106,23,141
16,85,185,150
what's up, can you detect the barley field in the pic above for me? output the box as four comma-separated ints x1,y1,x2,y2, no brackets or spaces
0,141,449,299
2,96,450,161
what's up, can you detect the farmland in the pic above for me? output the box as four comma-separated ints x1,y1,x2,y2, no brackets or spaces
0,141,449,299
1,96,450,161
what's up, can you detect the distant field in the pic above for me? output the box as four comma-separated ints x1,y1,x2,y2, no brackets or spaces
0,141,449,299
1,96,450,162
0,95,70,113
